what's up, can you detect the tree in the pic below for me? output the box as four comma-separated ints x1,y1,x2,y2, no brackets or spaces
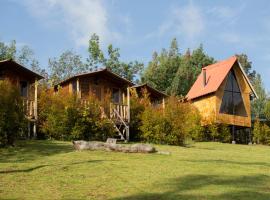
87,34,143,81
0,40,16,60
142,41,214,96
236,54,256,82
49,50,86,85
252,74,267,118
87,33,105,70
142,38,181,93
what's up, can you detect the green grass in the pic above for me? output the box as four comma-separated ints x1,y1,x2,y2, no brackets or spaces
1,141,270,200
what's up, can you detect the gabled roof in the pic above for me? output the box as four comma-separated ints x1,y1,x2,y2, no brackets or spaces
131,83,168,99
186,56,258,101
0,59,43,80
56,68,134,87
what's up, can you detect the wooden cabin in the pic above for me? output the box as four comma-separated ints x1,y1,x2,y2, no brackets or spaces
55,69,167,141
131,83,168,108
0,59,43,137
186,56,258,142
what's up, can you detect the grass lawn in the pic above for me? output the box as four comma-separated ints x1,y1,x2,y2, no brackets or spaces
0,141,270,200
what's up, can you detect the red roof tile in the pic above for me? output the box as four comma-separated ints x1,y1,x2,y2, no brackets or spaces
186,56,237,100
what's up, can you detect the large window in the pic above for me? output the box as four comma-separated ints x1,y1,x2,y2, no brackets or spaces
219,70,247,116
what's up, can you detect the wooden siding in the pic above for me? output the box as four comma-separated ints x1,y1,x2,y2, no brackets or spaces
192,94,216,125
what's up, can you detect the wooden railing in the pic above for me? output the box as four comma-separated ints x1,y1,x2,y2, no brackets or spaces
110,103,128,122
22,98,35,119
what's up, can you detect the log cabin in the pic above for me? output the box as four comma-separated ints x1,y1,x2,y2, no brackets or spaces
55,69,167,141
186,56,258,143
131,83,168,108
0,59,43,137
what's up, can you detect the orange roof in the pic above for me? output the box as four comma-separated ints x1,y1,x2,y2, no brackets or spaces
186,56,239,100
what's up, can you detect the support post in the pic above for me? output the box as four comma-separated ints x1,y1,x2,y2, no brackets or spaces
248,128,252,145
76,78,80,98
162,98,165,110
126,87,130,141
232,125,236,144
33,79,38,138
28,121,31,139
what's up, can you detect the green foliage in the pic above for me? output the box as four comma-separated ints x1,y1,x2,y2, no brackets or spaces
253,120,270,145
0,81,26,146
252,74,267,118
236,54,256,81
140,97,202,145
49,50,87,85
87,34,144,81
142,40,214,96
201,123,231,143
38,89,115,141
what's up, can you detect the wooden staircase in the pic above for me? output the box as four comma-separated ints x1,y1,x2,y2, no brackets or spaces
110,103,130,142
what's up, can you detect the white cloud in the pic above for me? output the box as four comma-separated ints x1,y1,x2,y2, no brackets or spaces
146,2,205,42
22,0,120,47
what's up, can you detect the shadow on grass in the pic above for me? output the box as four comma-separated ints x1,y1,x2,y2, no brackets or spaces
0,140,73,163
182,159,270,168
0,159,106,174
111,174,270,200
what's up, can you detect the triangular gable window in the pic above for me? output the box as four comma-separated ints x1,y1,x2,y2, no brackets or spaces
219,70,247,116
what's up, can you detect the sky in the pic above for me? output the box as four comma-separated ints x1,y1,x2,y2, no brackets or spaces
0,0,270,91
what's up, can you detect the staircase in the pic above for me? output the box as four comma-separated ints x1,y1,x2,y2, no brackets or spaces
110,103,129,142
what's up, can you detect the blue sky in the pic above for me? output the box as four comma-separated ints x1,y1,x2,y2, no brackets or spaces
1,0,270,91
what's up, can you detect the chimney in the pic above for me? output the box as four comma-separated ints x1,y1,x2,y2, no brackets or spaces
203,68,207,87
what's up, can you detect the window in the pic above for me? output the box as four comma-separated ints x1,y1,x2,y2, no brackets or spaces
219,70,247,116
20,81,28,97
72,80,77,94
112,88,120,103
0,70,4,80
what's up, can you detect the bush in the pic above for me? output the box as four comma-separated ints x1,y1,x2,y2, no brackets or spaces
38,89,115,141
0,80,25,146
140,96,202,145
253,120,270,145
202,123,231,142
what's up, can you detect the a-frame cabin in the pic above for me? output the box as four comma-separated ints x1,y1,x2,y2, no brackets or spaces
186,56,258,143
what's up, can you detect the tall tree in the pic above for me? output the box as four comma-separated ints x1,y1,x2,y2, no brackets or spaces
87,34,143,81
236,54,256,82
49,50,86,85
142,38,181,93
170,45,214,96
87,33,105,70
252,74,267,118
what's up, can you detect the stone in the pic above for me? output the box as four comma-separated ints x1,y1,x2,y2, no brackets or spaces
73,141,158,154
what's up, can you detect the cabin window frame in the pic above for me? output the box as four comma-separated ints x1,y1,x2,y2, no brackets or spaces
219,70,247,117
20,80,28,98
112,88,121,104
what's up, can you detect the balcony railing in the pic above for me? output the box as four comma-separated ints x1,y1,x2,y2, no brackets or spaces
110,103,128,122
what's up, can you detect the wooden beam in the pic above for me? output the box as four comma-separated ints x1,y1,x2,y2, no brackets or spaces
33,79,38,138
77,78,80,98
162,98,165,110
127,87,130,141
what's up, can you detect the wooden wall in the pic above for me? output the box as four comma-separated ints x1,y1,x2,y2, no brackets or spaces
192,94,216,125
1,68,36,100
60,75,128,104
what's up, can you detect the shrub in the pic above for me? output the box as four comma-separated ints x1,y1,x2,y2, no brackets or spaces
253,120,270,145
140,96,202,145
71,96,115,141
203,123,231,142
129,88,148,141
38,89,115,141
0,80,25,146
